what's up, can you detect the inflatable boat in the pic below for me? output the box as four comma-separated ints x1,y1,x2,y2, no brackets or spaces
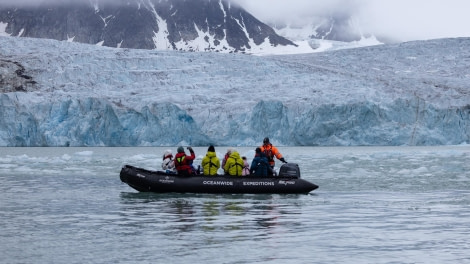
120,163,318,194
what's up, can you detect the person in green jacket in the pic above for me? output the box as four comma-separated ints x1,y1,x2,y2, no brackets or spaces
201,145,220,176
223,150,244,176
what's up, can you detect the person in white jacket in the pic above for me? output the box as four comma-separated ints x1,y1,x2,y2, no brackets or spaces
242,156,250,176
162,149,176,173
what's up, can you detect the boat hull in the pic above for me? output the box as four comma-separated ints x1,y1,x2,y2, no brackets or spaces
120,165,318,194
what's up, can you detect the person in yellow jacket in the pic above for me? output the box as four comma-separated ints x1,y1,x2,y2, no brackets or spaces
223,150,245,176
201,145,220,176
260,137,287,168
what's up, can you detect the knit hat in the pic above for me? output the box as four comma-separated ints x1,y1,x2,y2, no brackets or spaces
263,137,270,144
208,145,215,152
255,147,261,153
177,146,185,153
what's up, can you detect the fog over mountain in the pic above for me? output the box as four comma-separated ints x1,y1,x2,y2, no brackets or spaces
235,0,470,43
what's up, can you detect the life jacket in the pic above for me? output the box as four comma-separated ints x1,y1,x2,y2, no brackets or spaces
224,151,244,176
261,144,274,161
174,154,186,168
202,151,220,176
174,151,195,175
207,158,218,175
230,158,243,176
260,144,282,167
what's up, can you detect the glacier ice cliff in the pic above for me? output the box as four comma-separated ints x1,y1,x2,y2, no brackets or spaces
0,36,469,146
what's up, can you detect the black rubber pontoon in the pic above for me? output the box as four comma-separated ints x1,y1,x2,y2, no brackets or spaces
120,163,318,194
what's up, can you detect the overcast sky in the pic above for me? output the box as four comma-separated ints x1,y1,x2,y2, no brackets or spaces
234,0,470,42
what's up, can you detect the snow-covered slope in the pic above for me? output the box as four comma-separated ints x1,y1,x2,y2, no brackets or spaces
0,0,296,54
0,36,469,146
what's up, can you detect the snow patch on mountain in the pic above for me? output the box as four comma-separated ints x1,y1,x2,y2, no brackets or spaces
0,22,10,36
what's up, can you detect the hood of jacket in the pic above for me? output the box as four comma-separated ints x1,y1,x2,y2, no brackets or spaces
206,151,217,158
229,151,241,160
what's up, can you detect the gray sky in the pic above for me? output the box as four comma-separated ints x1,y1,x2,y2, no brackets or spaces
234,0,470,42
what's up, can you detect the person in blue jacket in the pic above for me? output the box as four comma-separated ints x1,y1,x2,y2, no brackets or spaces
250,147,273,177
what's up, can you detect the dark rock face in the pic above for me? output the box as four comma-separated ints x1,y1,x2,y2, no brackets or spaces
0,0,295,52
0,59,37,93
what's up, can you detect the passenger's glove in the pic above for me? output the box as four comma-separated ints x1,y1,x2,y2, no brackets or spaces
187,147,194,152
280,157,287,163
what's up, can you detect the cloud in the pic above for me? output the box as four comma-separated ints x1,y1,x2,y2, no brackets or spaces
234,0,470,41
358,0,470,41
234,0,360,19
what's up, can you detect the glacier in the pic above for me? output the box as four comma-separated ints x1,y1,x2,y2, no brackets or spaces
0,36,469,146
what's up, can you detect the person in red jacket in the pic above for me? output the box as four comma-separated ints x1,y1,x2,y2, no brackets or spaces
174,146,196,176
260,137,287,169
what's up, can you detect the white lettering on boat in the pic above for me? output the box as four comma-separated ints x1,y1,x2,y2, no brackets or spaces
136,173,146,178
243,182,275,186
278,180,296,185
203,181,233,186
159,176,174,184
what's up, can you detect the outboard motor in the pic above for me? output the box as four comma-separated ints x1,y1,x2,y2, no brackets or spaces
278,163,301,178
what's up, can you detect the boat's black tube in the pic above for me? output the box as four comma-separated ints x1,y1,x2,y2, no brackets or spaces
120,165,318,194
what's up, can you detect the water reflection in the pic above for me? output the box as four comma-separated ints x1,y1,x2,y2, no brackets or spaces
118,192,306,237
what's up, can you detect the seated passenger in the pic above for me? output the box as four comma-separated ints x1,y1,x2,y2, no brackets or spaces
161,149,176,173
221,148,233,175
223,149,244,176
174,146,196,176
242,156,250,176
250,147,272,177
201,145,220,176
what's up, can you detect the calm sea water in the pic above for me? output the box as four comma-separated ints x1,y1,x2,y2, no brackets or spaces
1,146,469,264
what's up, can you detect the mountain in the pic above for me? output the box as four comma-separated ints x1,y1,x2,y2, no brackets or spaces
271,14,362,42
265,12,386,53
311,15,366,42
1,36,469,146
0,0,296,53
